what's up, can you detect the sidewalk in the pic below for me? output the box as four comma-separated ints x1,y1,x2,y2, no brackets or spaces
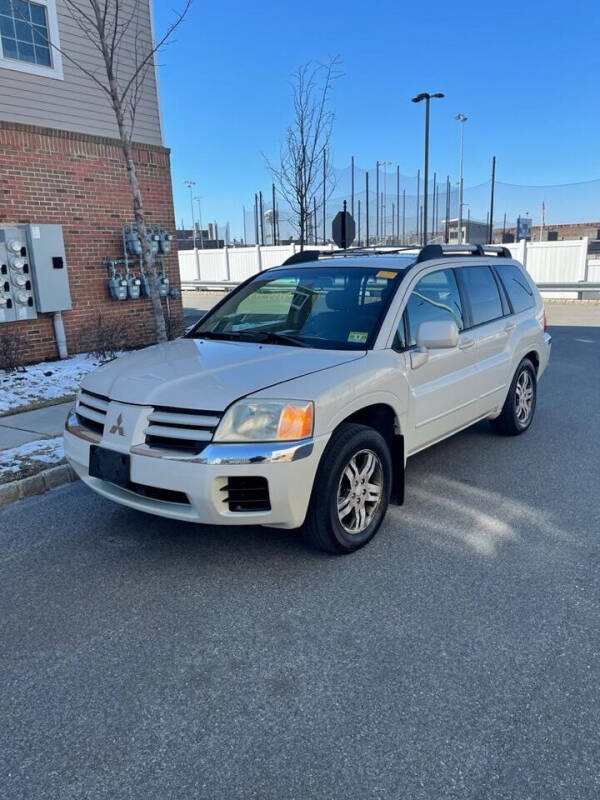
0,401,75,506
0,401,72,450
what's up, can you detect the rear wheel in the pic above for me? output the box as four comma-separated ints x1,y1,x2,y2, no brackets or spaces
491,357,537,436
302,423,392,554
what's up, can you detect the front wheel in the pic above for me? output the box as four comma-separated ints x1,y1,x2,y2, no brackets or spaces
302,423,392,554
491,357,537,436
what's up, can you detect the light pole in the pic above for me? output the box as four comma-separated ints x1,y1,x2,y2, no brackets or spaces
194,196,204,248
454,114,467,243
412,92,444,245
184,180,197,248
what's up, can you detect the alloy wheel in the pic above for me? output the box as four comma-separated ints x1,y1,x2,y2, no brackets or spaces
336,449,384,534
515,369,534,424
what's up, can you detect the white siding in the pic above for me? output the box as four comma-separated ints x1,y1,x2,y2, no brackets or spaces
0,0,162,146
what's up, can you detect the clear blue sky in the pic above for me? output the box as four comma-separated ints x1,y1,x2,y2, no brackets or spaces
155,0,600,235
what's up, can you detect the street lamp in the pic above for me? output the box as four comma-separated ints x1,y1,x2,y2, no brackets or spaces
184,180,197,249
194,196,204,249
455,113,467,243
412,92,444,245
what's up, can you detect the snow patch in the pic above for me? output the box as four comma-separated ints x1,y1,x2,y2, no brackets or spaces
0,436,65,480
0,353,114,414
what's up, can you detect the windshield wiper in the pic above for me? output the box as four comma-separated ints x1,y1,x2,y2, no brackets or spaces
249,331,309,347
188,330,242,341
189,329,309,347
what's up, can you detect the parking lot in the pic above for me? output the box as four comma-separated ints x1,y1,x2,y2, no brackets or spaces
1,303,599,799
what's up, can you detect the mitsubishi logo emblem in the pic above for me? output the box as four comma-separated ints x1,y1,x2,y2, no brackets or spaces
109,413,125,436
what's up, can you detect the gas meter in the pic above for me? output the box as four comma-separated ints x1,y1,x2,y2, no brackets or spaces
158,266,170,297
125,271,142,300
124,226,143,257
106,224,174,303
109,275,128,301
147,230,160,256
105,260,128,301
157,229,173,255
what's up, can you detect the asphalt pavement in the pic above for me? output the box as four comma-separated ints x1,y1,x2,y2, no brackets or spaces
1,308,599,799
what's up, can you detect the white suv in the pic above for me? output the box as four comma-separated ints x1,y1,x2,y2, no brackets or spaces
65,244,551,554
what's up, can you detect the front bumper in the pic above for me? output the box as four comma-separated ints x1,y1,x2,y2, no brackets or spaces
64,411,328,529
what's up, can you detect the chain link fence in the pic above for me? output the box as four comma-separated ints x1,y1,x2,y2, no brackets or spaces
223,167,600,247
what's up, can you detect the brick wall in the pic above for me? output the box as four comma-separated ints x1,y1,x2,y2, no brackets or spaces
0,121,183,363
494,221,600,243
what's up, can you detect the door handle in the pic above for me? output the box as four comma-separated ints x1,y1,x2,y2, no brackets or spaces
504,321,516,333
458,336,475,350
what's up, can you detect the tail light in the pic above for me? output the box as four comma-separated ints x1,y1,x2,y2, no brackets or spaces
543,309,547,333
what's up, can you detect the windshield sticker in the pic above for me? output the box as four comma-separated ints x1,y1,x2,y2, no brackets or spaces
376,270,398,279
231,322,258,331
348,331,368,344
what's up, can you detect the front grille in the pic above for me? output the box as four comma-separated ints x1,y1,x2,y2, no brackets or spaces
125,482,190,505
76,389,109,436
221,476,271,512
144,406,222,453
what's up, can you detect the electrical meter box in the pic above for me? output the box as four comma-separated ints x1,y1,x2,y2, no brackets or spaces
0,224,71,323
0,226,37,323
26,224,72,312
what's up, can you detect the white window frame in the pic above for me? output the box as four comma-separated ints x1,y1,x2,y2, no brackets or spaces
0,0,63,80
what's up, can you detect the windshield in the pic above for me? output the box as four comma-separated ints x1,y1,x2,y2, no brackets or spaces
189,265,406,350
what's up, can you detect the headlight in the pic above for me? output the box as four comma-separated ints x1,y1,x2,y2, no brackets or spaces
214,399,314,442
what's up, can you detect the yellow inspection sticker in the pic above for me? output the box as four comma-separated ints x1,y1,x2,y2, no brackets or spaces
348,331,368,344
376,270,398,279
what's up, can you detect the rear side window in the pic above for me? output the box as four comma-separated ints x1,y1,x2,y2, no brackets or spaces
496,264,535,313
460,266,503,326
404,268,464,346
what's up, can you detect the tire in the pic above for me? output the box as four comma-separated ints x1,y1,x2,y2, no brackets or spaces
490,357,537,436
302,423,392,554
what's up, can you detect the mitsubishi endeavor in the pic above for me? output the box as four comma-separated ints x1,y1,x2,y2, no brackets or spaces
65,244,551,554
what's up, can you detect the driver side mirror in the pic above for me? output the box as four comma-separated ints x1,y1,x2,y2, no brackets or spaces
410,319,459,369
417,319,459,349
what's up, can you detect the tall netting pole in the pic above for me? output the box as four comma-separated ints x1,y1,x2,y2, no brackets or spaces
351,155,355,219
396,166,400,245
365,171,370,246
445,176,450,243
488,155,496,243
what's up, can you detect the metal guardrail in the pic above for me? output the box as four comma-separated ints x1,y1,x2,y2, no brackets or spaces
181,281,238,291
536,283,600,293
181,280,600,294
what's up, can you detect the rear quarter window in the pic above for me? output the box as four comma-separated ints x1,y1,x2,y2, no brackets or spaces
460,266,504,326
496,264,535,313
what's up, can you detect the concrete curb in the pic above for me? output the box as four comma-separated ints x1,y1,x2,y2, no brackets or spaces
0,464,79,509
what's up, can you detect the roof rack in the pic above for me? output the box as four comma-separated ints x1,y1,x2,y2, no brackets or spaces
282,246,418,266
416,243,512,262
282,243,512,267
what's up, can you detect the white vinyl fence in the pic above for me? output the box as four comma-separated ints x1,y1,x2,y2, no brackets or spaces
178,244,336,285
179,239,593,297
504,238,589,298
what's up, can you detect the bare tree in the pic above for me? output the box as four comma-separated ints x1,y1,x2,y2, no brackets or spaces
267,58,341,249
32,1,192,343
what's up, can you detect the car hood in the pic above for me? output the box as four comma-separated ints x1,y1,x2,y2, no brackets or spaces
81,338,365,411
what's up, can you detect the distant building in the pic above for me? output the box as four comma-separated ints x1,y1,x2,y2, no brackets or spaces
492,221,600,245
443,218,489,245
177,229,224,250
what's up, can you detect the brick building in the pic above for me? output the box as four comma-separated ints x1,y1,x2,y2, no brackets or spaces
493,221,600,244
0,0,182,363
